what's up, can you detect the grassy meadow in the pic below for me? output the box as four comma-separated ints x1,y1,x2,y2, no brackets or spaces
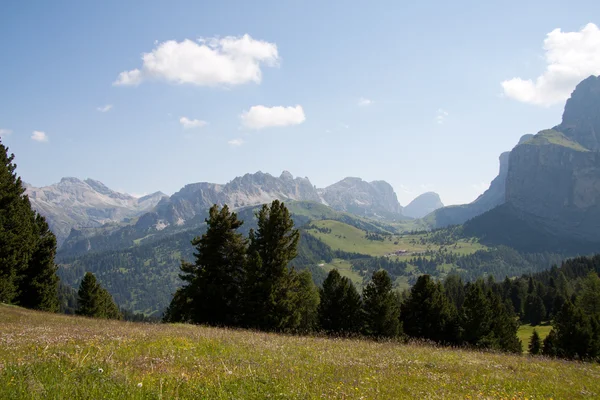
305,219,487,258
1,305,599,399
517,324,553,353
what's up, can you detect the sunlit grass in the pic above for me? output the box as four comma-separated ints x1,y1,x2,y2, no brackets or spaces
517,323,553,353
1,304,599,399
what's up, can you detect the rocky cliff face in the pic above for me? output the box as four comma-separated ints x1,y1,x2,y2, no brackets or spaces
147,171,322,229
318,177,403,219
467,75,600,248
26,178,167,244
403,192,444,219
425,148,513,227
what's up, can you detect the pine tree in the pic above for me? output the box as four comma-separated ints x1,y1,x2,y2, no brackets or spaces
318,269,363,334
553,301,596,360
76,272,121,319
171,204,247,326
529,329,541,355
243,200,300,331
0,140,59,309
288,269,320,333
401,275,458,343
0,140,36,303
524,294,546,326
16,214,59,311
362,270,400,338
577,272,600,319
542,329,559,357
486,291,522,353
460,281,492,346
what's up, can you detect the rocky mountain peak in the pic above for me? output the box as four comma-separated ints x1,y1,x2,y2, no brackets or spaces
403,192,444,219
557,74,600,151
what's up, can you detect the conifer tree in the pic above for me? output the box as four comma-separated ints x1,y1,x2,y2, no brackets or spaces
577,272,600,319
460,281,492,346
288,269,320,333
318,269,362,334
401,275,458,343
529,329,541,355
0,141,35,302
553,301,597,359
16,214,59,311
362,270,400,338
243,200,299,331
542,329,559,357
0,140,60,309
172,204,247,326
487,291,522,353
76,272,121,319
524,294,546,326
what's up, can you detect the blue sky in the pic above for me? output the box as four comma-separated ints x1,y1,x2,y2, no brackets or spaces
1,1,600,205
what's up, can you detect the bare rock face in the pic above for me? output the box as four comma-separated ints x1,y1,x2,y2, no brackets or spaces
557,75,600,151
26,178,167,244
403,192,444,219
151,171,322,227
318,177,403,219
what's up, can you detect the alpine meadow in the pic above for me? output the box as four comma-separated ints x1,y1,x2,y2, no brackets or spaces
3,2,600,398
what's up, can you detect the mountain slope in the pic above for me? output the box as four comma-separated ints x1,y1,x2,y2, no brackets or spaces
26,178,166,244
318,177,404,219
403,192,444,219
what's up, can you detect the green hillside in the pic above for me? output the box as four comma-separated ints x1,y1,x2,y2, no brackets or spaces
524,129,590,151
1,305,598,399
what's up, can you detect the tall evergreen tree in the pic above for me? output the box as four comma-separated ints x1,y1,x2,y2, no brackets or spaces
577,272,600,319
76,272,121,319
288,269,320,333
524,294,546,326
444,274,465,310
401,275,458,343
318,269,363,334
171,205,247,326
487,291,522,353
362,270,400,338
529,329,541,355
542,329,559,357
243,200,300,331
460,281,492,346
16,214,59,311
0,141,35,302
0,140,60,309
553,301,598,360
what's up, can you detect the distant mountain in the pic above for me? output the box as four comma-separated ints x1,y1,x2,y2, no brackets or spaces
138,171,322,231
318,177,404,219
26,178,167,244
403,192,444,219
465,75,600,252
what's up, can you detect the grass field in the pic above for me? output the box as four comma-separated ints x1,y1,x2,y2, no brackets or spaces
319,259,364,288
306,220,487,258
1,305,599,399
517,324,553,353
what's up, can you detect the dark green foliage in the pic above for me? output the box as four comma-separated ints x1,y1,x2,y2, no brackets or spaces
318,269,363,334
577,272,600,319
362,270,401,338
443,274,465,310
58,282,78,314
524,294,546,326
244,200,300,331
553,301,599,360
76,272,121,319
529,329,541,355
287,269,320,333
171,205,247,326
0,140,60,310
401,275,457,343
16,214,59,312
542,329,559,357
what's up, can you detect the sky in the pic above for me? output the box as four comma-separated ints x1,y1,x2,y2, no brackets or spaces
2,1,600,206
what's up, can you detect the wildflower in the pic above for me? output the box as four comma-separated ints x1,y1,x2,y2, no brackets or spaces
137,382,143,388
98,368,104,373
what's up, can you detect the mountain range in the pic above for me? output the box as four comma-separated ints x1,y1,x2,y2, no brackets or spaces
26,172,444,245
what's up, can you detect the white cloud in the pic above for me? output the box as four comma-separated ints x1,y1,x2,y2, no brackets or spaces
358,97,373,106
97,104,113,113
179,117,207,129
502,23,600,106
228,138,245,146
0,129,12,138
240,105,305,130
31,131,48,142
435,109,449,124
114,34,279,87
